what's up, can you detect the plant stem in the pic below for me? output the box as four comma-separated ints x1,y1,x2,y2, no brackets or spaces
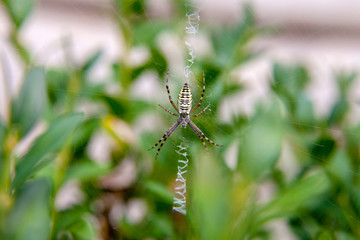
0,130,18,235
0,0,31,65
10,30,31,66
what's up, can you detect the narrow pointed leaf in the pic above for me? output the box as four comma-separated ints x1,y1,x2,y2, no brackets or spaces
6,179,51,240
12,67,47,137
11,113,84,190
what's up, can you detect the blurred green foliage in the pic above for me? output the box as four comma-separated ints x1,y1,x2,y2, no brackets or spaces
1,0,360,239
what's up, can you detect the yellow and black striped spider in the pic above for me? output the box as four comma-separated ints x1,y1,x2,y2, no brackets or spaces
148,71,222,159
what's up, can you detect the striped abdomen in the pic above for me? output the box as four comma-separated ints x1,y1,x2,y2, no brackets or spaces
178,83,192,114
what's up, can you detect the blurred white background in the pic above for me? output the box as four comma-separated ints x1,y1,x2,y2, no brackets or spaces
1,0,360,122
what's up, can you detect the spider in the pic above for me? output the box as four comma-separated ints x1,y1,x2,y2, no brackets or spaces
148,71,222,159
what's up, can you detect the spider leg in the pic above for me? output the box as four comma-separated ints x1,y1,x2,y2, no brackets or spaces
148,120,180,159
191,104,210,118
188,122,209,151
190,71,205,113
189,120,223,147
166,70,179,113
158,104,178,116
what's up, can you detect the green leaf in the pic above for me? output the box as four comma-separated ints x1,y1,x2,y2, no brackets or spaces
294,94,316,126
288,217,312,240
81,50,103,73
0,120,8,186
46,68,69,105
327,100,348,125
271,63,310,114
133,21,170,46
51,206,96,240
0,119,6,157
201,62,222,86
190,150,233,240
208,76,225,105
309,137,336,164
316,230,333,240
52,206,87,237
238,103,284,179
335,232,358,240
11,113,84,190
5,179,51,240
146,213,175,238
349,185,360,222
71,118,99,152
272,63,309,96
223,82,243,96
12,67,48,137
132,47,167,79
102,95,127,118
66,161,110,182
212,4,256,67
8,0,34,27
336,71,356,96
256,171,330,227
68,216,96,240
326,150,352,188
144,181,173,203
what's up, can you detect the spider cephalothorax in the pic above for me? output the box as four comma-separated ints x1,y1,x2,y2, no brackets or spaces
148,71,222,159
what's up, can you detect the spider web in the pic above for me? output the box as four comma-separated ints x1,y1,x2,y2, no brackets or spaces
184,4,200,83
172,142,189,215
172,2,200,215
